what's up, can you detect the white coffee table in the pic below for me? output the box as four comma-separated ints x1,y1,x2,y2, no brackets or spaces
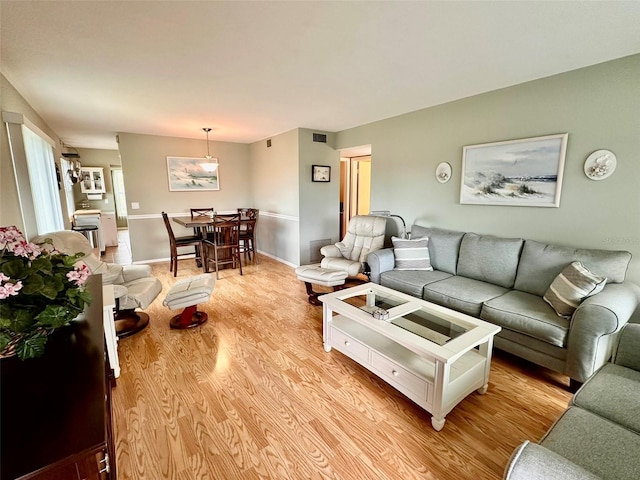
320,282,501,431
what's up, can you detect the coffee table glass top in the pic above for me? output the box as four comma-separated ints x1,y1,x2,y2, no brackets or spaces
340,289,409,311
335,287,472,346
391,309,469,346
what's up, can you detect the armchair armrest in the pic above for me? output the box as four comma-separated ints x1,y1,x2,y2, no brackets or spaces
367,248,395,284
320,244,342,258
121,264,153,283
505,441,601,480
613,323,640,371
566,283,639,382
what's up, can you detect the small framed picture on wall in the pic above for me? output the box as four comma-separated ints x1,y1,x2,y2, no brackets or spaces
312,165,331,182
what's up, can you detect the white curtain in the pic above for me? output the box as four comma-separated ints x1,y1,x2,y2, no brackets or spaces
60,157,77,222
22,126,64,234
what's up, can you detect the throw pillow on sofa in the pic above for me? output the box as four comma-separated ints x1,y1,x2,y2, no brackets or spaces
392,236,433,271
543,261,607,317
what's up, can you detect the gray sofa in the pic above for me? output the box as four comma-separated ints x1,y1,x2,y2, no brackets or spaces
504,323,640,479
367,225,638,384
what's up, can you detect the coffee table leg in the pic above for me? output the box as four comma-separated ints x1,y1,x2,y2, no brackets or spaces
431,416,445,431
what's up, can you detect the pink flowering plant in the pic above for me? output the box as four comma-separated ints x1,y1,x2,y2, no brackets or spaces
0,226,91,360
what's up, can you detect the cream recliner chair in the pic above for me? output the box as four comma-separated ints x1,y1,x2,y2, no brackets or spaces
320,215,388,278
33,230,162,338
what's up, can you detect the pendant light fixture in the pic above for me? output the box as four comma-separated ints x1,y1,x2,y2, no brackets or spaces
201,127,218,172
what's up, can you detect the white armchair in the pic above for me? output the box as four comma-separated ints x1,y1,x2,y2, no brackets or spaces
320,215,388,278
33,230,162,337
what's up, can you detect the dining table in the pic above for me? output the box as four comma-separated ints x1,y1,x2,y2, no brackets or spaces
172,214,250,269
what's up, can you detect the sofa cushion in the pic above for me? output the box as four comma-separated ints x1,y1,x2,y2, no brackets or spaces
482,290,570,348
514,240,631,297
391,236,433,271
410,226,465,275
541,406,640,480
456,233,524,288
380,270,451,298
423,275,508,317
571,363,640,434
505,441,601,480
543,261,607,318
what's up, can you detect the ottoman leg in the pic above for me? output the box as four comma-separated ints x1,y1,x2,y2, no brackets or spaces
169,305,208,329
304,281,323,306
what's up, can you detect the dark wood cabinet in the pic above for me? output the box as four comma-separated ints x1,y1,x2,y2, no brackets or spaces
0,276,116,480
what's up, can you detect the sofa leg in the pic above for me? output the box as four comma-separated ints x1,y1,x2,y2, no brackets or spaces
568,378,583,393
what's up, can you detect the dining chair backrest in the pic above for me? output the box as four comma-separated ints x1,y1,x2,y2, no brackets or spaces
203,213,243,279
162,211,177,243
237,208,259,220
191,207,215,218
213,213,241,244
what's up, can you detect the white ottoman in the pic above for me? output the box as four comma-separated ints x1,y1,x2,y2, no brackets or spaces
163,274,215,329
295,264,348,305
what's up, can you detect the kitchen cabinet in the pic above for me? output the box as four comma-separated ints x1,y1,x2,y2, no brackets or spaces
80,167,106,194
0,276,116,480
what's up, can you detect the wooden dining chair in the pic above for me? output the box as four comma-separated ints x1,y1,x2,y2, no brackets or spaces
202,213,243,279
237,208,259,264
162,212,202,276
190,207,215,239
190,207,215,218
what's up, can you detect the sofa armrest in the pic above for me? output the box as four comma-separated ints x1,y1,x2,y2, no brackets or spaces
367,248,395,284
566,283,639,382
613,323,640,371
320,244,342,258
504,441,601,480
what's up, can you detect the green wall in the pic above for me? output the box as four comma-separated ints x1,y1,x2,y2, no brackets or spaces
1,74,70,231
249,128,300,265
335,54,640,286
117,132,251,263
298,129,339,265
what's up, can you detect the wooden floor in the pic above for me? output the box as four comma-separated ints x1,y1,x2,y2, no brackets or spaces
111,254,572,480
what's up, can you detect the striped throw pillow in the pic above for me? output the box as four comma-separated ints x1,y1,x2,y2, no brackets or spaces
543,261,607,318
392,236,433,271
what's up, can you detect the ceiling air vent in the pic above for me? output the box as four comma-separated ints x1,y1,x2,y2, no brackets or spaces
313,133,327,143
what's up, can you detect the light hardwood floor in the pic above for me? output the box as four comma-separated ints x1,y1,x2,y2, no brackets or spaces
111,254,571,480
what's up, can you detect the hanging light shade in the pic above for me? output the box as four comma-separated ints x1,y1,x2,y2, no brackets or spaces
201,127,218,172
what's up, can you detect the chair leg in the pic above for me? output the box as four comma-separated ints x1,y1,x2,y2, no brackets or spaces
251,236,258,264
202,245,209,273
171,247,178,277
214,244,220,280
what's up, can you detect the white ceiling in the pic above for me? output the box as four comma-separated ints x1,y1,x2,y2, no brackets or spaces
2,1,639,150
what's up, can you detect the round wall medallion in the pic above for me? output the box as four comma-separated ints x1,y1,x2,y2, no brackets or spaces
436,162,452,183
584,150,616,180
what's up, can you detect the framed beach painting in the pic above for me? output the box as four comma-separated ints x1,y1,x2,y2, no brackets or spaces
167,156,220,191
460,133,568,207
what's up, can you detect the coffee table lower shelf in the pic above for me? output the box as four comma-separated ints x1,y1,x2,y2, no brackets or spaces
324,315,489,431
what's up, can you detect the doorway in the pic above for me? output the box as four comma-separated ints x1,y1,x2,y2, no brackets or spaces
110,167,128,229
339,145,372,238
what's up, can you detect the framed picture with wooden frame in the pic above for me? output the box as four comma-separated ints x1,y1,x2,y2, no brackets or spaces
166,156,220,191
460,133,568,207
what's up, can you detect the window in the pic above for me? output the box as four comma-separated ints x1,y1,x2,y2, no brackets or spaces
22,126,64,234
